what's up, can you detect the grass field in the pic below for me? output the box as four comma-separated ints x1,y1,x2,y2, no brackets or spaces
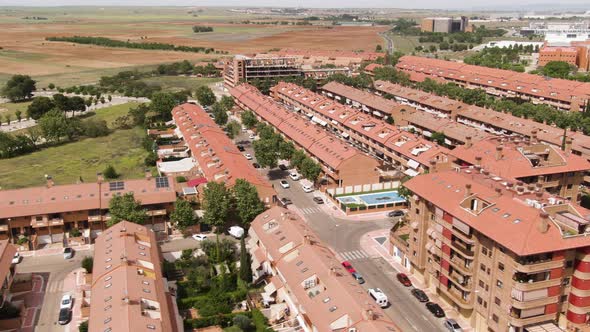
141,76,221,92
0,102,150,189
0,101,32,121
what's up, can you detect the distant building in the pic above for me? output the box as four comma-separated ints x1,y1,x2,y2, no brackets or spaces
421,16,469,33
539,42,590,72
520,21,590,38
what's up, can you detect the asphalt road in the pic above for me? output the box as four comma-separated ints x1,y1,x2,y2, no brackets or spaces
18,248,93,332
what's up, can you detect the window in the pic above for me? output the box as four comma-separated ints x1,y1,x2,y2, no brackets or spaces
105,276,112,281
477,296,483,305
494,297,501,306
479,280,484,288
105,283,112,289
485,284,489,291
415,208,420,215
104,317,112,324
496,280,503,289
498,263,504,272
147,325,156,330
563,278,570,286
413,251,417,257
566,260,574,268
104,296,112,302
561,295,568,302
487,268,491,275
481,247,488,255
492,314,499,323
480,263,486,272
484,301,487,308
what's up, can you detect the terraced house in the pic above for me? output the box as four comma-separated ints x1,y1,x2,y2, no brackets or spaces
0,176,176,250
391,169,590,332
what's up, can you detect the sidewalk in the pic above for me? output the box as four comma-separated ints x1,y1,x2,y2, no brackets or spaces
359,228,474,332
19,244,93,257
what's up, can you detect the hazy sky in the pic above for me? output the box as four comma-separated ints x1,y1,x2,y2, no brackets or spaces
2,0,589,10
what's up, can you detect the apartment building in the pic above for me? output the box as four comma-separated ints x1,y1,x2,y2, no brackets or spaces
270,82,452,176
538,46,579,67
450,136,590,199
230,84,381,187
172,103,277,203
89,221,180,332
0,240,21,331
223,55,301,88
395,55,590,111
249,206,400,332
390,169,590,332
271,49,383,68
0,176,176,250
520,21,590,37
373,79,590,167
322,81,490,146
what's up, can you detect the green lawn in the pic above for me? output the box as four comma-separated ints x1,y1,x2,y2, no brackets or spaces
0,127,151,189
0,101,32,121
140,76,221,92
85,102,141,126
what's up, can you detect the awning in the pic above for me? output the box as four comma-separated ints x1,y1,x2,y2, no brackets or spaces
426,228,434,237
425,242,434,252
182,187,197,195
407,159,420,169
264,281,277,295
311,116,327,126
187,177,207,187
404,169,420,177
341,132,350,139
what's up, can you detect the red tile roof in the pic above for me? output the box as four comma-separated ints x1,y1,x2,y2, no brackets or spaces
405,170,590,256
322,81,400,116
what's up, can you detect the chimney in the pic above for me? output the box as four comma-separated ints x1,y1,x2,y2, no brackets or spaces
535,191,543,199
531,130,538,144
495,145,504,161
429,160,437,173
304,234,312,245
465,136,472,148
45,175,54,188
363,308,375,321
97,172,104,184
565,137,573,153
145,169,152,180
465,183,472,197
538,212,550,233
475,156,482,167
495,187,502,196
329,266,336,276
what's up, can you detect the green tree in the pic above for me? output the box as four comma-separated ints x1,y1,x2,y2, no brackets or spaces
81,256,93,273
239,237,253,283
103,165,119,179
78,320,88,332
541,61,574,79
170,198,197,230
1,75,36,102
195,85,216,107
15,110,22,122
431,132,446,145
375,44,383,52
225,120,241,139
299,157,322,182
48,83,55,90
27,96,55,120
290,149,307,169
202,182,231,231
219,95,234,111
212,103,228,126
253,138,279,169
108,192,147,226
150,92,177,120
38,109,68,143
232,179,265,225
241,110,258,129
278,140,295,160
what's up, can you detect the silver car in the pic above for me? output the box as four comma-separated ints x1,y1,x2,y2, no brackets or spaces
63,247,74,260
443,319,462,332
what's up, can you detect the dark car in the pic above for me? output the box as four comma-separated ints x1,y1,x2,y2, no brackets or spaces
58,308,71,325
426,302,445,318
237,145,245,152
396,273,412,287
253,163,261,169
411,289,430,302
279,197,292,207
388,210,405,218
352,272,365,284
341,261,356,274
313,197,324,204
278,164,288,171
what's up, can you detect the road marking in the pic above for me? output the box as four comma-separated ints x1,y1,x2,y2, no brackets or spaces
421,315,428,321
338,250,369,261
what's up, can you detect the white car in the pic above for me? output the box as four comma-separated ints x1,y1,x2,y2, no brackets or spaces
279,180,290,189
60,294,73,310
289,172,300,181
302,184,314,193
244,153,253,160
11,252,21,264
249,134,256,140
228,226,245,239
192,234,208,241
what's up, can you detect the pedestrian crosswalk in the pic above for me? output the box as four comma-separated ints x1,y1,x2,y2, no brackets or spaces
338,249,370,261
299,206,323,215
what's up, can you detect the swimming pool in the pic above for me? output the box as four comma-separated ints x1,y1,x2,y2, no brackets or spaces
336,190,406,207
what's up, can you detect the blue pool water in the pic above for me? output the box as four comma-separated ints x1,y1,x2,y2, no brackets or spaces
336,191,405,206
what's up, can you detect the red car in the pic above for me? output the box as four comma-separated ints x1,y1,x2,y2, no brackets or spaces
397,273,412,287
341,261,356,274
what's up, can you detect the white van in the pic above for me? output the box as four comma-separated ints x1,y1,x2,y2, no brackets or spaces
228,226,245,239
368,288,389,308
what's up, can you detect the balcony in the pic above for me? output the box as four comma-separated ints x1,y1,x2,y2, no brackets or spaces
450,240,475,259
508,312,556,327
512,278,560,292
448,255,474,276
511,296,559,310
88,214,102,222
514,259,563,273
30,216,48,228
450,227,475,245
147,209,167,217
439,285,473,309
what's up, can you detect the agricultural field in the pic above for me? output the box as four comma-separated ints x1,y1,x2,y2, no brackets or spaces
0,103,150,189
0,7,386,88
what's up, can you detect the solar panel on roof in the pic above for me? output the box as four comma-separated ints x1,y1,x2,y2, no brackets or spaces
155,177,170,188
109,181,124,191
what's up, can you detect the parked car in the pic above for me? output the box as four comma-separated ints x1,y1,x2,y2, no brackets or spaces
237,145,245,152
252,162,261,169
396,273,412,287
228,226,245,239
249,134,256,140
352,272,365,284
443,319,463,332
313,197,324,204
302,184,313,193
192,234,208,241
368,288,389,308
60,294,73,310
11,252,21,264
411,289,429,302
278,164,288,171
388,210,405,218
426,302,445,318
63,247,74,260
289,172,300,181
244,153,253,160
279,197,293,207
341,261,356,274
279,180,290,189
58,308,71,325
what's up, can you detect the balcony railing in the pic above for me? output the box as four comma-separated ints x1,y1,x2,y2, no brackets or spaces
508,313,556,327
514,259,563,273
448,255,474,276
512,278,560,291
439,285,473,309
510,296,559,310
147,209,167,217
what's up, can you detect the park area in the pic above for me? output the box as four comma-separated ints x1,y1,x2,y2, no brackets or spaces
0,102,152,189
